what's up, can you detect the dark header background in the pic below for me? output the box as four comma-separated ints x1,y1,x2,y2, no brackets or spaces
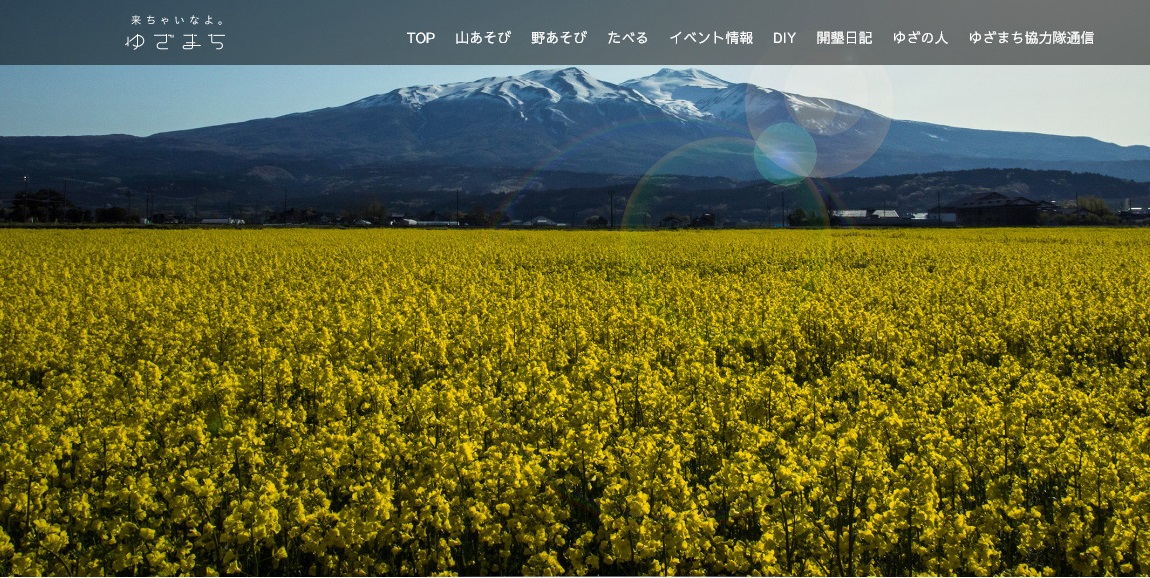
1,0,1146,64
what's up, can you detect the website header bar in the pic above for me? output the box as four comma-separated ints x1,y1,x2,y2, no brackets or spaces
1,0,1146,64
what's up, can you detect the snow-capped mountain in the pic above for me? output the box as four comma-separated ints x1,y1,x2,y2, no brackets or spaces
4,67,1150,193
342,66,869,132
520,68,654,104
621,68,735,120
623,68,733,104
350,67,659,111
148,67,725,176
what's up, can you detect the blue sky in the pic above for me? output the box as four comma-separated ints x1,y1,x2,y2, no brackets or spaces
1,65,1147,147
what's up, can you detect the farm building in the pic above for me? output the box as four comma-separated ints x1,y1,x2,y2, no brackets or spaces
943,192,1039,227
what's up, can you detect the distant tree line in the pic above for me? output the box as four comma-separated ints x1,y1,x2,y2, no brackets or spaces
2,187,1139,228
2,189,140,224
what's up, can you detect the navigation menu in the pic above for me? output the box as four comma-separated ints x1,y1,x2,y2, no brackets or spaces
0,0,1140,64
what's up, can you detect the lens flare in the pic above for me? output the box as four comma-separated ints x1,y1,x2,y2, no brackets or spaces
745,65,895,178
625,137,759,229
753,123,817,185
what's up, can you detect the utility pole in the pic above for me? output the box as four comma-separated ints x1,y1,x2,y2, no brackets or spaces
764,190,772,228
609,191,616,228
18,176,28,223
780,190,786,227
283,188,289,224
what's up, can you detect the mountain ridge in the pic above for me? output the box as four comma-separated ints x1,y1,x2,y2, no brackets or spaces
142,67,1150,174
3,67,1150,218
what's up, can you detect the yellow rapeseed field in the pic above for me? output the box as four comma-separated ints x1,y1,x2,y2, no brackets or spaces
1,228,1149,575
